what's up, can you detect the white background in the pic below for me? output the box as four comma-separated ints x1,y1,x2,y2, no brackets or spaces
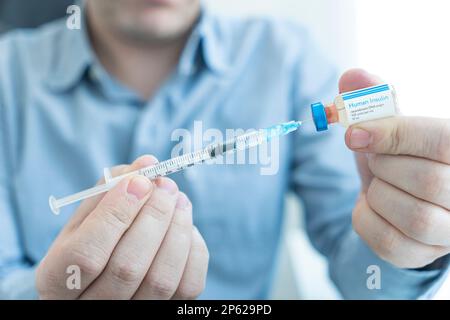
204,0,450,118
355,0,450,118
204,0,450,299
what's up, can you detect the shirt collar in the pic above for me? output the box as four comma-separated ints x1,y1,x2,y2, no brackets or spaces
45,13,92,91
178,6,229,76
46,5,229,92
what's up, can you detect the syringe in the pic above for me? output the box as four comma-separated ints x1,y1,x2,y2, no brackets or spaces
49,120,302,214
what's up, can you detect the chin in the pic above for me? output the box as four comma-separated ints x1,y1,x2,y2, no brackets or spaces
140,9,174,23
117,3,198,42
138,19,179,35
139,10,191,32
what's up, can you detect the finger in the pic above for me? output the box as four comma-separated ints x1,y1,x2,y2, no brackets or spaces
367,178,450,246
76,155,158,223
81,178,179,299
345,116,450,164
38,175,154,299
368,154,450,210
61,164,129,235
78,165,130,212
64,155,158,233
339,68,383,94
352,194,448,269
355,153,373,193
172,226,209,300
338,69,382,192
133,192,192,300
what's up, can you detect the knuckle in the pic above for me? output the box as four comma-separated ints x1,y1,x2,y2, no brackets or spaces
172,208,193,231
101,203,134,229
146,275,178,299
70,243,107,277
408,202,436,241
376,229,398,261
418,169,444,199
143,194,176,222
109,260,144,285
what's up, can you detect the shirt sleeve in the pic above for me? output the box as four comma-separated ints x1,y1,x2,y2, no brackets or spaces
289,30,449,299
0,43,38,299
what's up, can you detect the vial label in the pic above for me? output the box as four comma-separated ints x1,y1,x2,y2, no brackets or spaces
342,84,397,125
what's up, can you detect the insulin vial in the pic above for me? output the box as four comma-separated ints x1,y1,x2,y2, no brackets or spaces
311,84,398,132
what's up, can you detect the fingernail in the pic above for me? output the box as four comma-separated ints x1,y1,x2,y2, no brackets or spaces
127,176,152,200
176,192,191,209
350,128,372,149
157,178,178,195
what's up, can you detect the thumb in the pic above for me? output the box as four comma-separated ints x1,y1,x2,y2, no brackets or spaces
62,155,158,233
339,68,383,94
339,69,384,192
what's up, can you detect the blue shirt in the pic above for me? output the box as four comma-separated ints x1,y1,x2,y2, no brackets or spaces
0,9,448,299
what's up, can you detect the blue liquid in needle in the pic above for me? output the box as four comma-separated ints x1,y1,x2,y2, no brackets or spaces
264,121,302,140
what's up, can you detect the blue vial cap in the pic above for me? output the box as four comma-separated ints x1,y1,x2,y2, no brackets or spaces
311,102,329,132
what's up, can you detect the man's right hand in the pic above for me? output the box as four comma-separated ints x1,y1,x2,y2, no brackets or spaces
36,155,209,300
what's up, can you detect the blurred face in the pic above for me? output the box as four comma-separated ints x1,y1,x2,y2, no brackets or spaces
87,0,201,44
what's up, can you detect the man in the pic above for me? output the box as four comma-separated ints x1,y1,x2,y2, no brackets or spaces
0,0,449,299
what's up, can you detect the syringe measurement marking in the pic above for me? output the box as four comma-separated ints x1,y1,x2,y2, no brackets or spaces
139,131,263,180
